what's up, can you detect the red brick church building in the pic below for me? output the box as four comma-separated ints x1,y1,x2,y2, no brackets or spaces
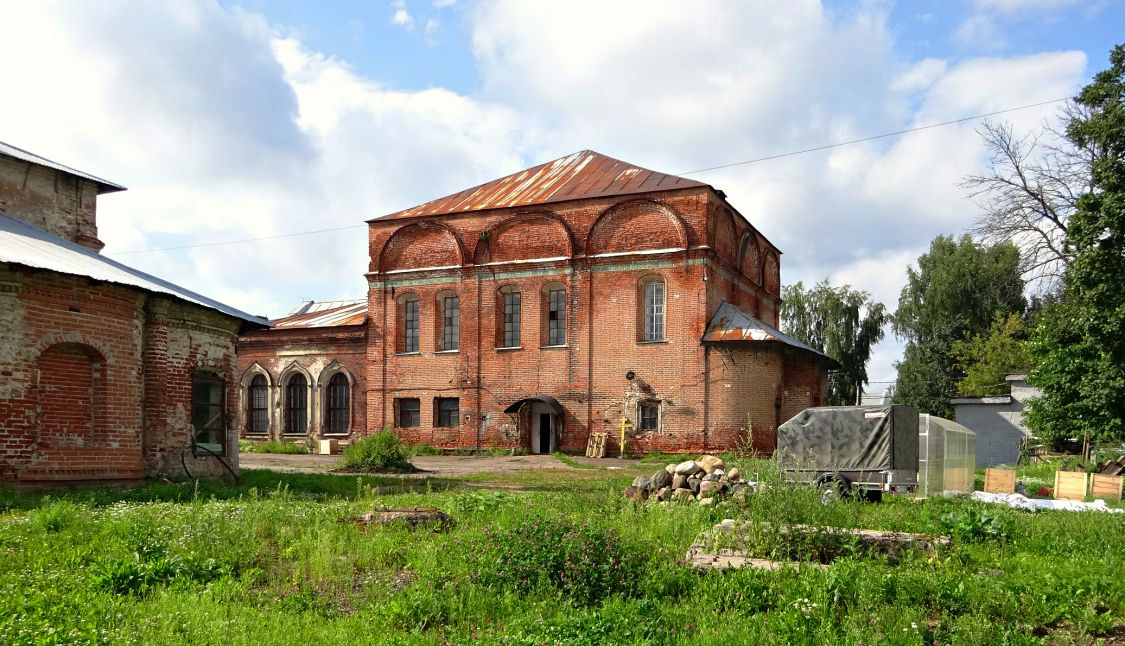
239,151,834,454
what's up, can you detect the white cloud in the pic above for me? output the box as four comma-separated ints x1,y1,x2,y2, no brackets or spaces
0,0,1091,386
973,0,1080,13
391,8,415,31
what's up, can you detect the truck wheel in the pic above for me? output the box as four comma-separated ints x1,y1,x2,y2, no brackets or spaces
818,474,851,504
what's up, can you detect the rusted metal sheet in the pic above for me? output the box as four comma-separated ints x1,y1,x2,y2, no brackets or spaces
271,299,366,328
375,150,707,220
702,301,836,366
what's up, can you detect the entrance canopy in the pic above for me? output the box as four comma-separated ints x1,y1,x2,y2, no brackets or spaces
503,395,563,415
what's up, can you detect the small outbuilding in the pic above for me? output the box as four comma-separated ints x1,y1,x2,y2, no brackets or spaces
0,141,268,484
950,374,1040,467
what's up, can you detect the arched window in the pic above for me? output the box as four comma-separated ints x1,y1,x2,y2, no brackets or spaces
437,291,459,351
639,276,666,342
285,373,308,435
399,294,420,353
326,373,350,434
541,282,566,347
498,286,521,348
247,374,269,434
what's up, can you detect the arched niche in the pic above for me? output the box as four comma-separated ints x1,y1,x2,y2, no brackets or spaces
712,207,737,265
378,222,464,273
763,250,781,295
476,212,574,264
738,233,762,284
585,200,688,256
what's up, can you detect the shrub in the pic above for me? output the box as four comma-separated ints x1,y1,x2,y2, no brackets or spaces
465,515,645,606
339,431,416,472
941,507,1012,543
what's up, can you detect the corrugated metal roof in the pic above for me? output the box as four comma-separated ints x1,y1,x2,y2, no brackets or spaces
0,140,126,194
272,299,367,328
374,150,708,220
702,301,838,366
0,212,267,326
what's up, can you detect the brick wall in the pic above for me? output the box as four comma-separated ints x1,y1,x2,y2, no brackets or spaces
0,156,103,251
0,264,242,483
236,324,368,442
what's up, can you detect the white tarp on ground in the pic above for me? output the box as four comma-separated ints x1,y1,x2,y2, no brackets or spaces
972,491,1124,513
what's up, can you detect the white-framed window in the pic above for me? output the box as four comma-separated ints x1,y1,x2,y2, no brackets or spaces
640,276,665,342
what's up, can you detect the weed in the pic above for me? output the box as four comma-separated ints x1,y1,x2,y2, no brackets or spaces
337,430,417,473
941,507,1013,543
239,440,310,454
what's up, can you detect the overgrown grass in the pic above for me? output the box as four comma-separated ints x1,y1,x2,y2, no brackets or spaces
552,452,601,470
1,460,1123,644
239,440,310,454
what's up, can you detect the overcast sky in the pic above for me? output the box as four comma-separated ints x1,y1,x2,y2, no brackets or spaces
0,0,1120,389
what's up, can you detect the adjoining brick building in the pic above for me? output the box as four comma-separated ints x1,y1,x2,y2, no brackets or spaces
0,141,267,484
237,300,368,441
239,151,834,454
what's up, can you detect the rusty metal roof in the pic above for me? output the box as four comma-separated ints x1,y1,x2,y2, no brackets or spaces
0,140,126,194
702,301,838,366
374,150,708,220
271,299,367,328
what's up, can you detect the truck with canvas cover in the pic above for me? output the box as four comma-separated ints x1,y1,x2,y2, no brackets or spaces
777,405,920,499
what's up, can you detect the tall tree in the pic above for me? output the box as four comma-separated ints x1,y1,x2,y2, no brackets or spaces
963,103,1099,291
1025,44,1125,448
951,313,1031,397
892,235,1026,417
780,280,887,406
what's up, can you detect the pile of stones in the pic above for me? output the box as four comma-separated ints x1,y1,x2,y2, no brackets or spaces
624,455,753,506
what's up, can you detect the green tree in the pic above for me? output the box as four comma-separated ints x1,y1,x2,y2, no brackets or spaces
1025,45,1125,448
780,279,887,406
892,235,1026,417
951,313,1031,396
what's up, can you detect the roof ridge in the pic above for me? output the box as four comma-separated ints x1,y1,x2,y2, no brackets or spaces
371,150,707,221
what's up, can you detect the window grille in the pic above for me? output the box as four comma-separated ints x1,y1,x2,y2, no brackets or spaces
639,401,660,432
193,374,225,455
442,295,459,351
547,288,566,346
285,373,308,434
643,280,665,341
402,298,419,353
248,374,269,434
326,373,350,434
502,290,521,347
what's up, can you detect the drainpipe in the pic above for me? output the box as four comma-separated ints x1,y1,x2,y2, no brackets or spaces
586,264,594,445
476,273,483,450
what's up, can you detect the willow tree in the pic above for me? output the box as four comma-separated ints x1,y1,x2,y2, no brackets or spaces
781,280,887,406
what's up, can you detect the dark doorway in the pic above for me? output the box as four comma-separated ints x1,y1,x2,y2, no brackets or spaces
538,413,552,454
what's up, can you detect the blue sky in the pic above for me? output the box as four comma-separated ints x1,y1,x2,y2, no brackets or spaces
0,0,1119,388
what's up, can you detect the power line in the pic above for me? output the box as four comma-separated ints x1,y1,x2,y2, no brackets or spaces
109,96,1071,256
676,97,1070,175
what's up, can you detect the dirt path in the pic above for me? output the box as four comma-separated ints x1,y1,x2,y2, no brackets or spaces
239,452,640,477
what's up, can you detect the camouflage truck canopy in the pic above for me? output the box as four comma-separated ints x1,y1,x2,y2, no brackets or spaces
777,405,920,473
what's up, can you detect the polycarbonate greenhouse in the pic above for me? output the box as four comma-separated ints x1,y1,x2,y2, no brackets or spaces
918,414,976,495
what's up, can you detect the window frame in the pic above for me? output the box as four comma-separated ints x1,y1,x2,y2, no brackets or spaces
542,283,567,347
247,373,269,435
640,276,666,342
396,397,421,428
284,372,309,435
435,397,460,428
438,292,460,352
399,294,420,354
498,287,522,349
192,372,226,456
638,400,661,433
325,372,351,435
